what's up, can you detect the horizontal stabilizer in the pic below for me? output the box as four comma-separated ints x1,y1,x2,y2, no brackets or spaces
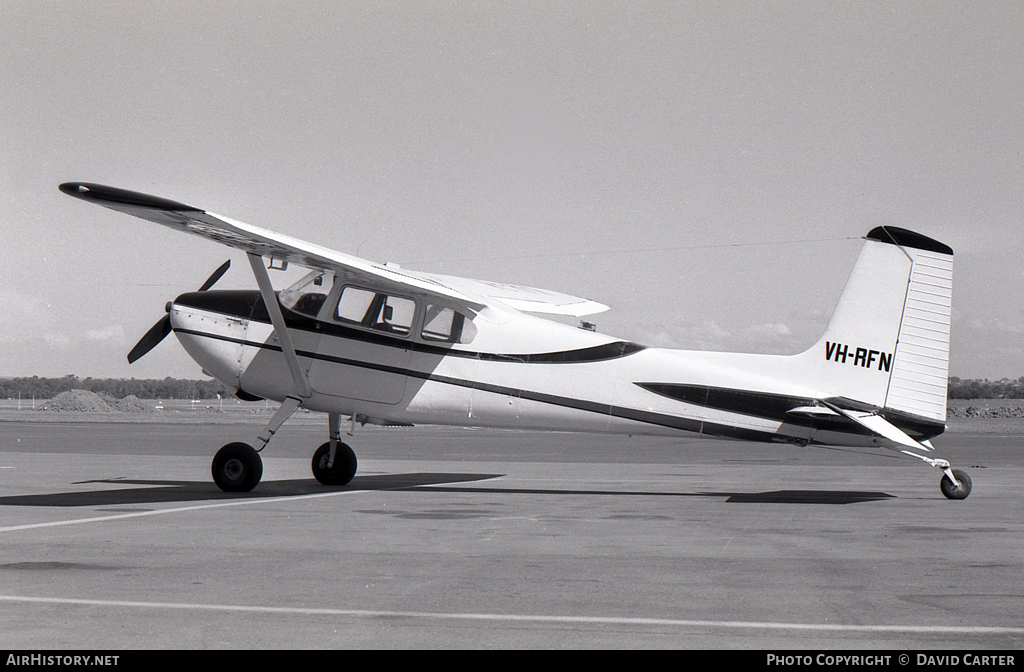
786,405,841,419
819,400,933,452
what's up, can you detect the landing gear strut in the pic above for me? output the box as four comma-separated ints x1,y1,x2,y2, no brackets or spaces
312,441,358,485
210,405,360,492
311,412,358,485
211,396,302,493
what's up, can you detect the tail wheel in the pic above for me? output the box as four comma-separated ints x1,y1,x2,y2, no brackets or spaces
940,468,972,500
212,442,263,492
312,441,357,486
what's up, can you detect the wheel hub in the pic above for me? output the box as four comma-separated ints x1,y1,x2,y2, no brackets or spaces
224,458,245,481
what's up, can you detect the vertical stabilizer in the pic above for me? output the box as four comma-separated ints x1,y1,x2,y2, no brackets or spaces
796,227,953,422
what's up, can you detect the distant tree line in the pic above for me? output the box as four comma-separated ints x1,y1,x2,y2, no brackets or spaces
947,377,1024,400
2,375,1022,401
0,375,231,400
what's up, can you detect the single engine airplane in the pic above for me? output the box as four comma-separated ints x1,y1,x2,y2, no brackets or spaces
60,182,971,499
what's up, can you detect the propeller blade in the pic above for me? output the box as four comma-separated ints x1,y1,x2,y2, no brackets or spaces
127,314,172,364
126,260,229,364
197,260,231,292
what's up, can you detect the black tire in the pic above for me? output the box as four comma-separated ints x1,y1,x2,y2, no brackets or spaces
311,441,357,486
212,442,263,492
940,469,972,500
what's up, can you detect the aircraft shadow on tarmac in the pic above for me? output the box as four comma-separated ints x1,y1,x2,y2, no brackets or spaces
419,485,895,505
0,472,896,508
0,473,504,508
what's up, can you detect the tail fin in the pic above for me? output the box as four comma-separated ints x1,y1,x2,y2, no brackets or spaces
796,227,953,422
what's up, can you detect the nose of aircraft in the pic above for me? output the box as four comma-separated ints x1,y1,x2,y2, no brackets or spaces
170,289,267,321
126,260,232,363
169,289,266,392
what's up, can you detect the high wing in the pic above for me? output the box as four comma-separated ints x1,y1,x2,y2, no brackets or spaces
419,272,609,317
58,182,608,316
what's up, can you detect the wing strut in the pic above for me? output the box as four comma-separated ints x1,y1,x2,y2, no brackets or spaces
248,252,311,399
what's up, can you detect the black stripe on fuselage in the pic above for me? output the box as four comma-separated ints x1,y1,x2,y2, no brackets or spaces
173,324,709,436
173,290,645,364
172,295,940,444
174,324,859,444
635,382,945,441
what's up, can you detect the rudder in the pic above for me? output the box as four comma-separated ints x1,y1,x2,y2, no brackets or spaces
795,227,953,422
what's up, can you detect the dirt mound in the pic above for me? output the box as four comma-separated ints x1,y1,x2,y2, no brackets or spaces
40,389,112,412
39,389,151,413
113,394,151,413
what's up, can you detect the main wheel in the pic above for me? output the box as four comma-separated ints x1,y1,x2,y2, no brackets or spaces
312,441,357,486
212,442,263,492
940,469,972,500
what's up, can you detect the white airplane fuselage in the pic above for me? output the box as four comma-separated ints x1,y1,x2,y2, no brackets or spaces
169,287,945,450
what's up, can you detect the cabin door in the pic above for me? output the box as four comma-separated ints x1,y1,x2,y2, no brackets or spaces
307,288,414,405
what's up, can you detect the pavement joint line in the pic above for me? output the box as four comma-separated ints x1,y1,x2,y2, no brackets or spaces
0,488,366,533
1,595,1023,635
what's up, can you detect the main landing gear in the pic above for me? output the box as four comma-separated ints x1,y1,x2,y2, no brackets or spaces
211,442,263,492
311,441,357,486
210,403,358,493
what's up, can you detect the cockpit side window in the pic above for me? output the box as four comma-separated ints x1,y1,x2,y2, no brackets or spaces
335,286,416,337
335,286,377,324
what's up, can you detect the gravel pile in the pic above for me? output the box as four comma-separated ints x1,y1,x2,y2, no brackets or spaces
947,405,1024,419
113,394,150,413
39,389,151,413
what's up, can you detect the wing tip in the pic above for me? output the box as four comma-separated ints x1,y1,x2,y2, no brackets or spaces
59,182,201,212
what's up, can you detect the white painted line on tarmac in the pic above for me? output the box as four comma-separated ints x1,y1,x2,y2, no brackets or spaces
1,594,1023,635
0,488,363,534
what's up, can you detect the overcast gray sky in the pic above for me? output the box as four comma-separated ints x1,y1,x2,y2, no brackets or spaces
2,1,1022,381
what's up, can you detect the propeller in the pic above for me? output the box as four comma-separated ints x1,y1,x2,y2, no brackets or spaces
127,260,231,364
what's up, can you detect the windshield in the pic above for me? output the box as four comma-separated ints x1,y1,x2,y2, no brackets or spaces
279,271,331,318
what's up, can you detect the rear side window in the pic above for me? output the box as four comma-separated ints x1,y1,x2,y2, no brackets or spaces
421,304,465,343
372,295,416,335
